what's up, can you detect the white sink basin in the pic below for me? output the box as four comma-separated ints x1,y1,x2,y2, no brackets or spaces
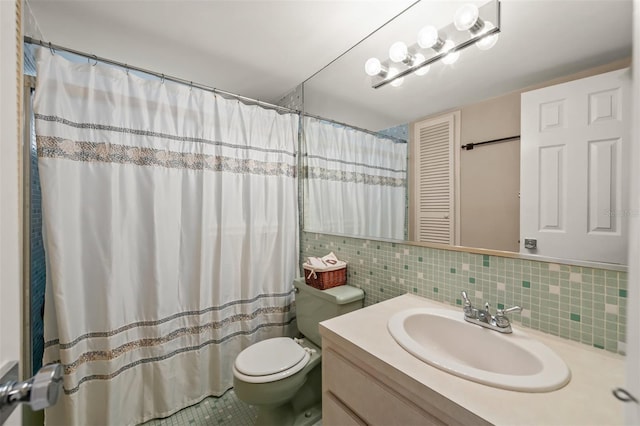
387,308,571,392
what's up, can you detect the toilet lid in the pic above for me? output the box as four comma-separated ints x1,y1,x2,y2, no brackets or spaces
235,337,307,376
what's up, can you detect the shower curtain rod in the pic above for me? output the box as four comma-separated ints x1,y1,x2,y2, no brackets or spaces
460,135,520,150
302,112,407,144
24,37,406,144
24,36,299,115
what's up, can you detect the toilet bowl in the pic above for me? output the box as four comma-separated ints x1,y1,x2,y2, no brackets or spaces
233,278,364,426
233,337,322,425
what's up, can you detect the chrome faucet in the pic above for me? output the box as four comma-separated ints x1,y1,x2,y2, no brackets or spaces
460,291,522,333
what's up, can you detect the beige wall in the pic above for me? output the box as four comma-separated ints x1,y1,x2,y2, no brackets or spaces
411,58,631,252
459,93,520,251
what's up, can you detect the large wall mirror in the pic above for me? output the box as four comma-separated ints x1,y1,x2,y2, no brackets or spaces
301,0,633,266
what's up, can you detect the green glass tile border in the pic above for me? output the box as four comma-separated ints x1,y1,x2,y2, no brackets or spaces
301,231,627,355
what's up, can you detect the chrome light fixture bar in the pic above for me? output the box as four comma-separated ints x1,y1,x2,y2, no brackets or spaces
366,0,501,89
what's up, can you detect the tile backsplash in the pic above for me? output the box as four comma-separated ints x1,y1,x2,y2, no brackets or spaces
301,232,627,354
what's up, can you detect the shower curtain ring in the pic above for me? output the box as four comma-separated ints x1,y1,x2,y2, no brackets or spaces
92,55,98,66
48,42,55,55
125,64,129,75
189,81,193,91
161,74,165,84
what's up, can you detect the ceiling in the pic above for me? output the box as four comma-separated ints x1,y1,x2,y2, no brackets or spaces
25,0,633,129
25,0,417,103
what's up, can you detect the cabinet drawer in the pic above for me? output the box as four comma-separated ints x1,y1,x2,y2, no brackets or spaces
323,348,445,426
323,391,366,426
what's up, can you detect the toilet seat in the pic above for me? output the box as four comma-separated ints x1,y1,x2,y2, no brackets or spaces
233,337,311,384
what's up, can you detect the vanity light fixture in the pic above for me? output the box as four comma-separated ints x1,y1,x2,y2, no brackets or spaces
365,0,501,89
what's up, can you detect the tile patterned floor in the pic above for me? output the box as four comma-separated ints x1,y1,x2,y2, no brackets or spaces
140,389,258,426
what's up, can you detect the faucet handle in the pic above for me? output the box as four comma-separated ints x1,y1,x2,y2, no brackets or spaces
497,306,523,316
460,291,477,318
461,291,472,306
495,306,523,328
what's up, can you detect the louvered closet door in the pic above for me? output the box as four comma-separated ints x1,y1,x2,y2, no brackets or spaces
413,114,456,244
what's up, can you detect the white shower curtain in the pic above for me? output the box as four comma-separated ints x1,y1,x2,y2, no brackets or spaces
34,50,299,425
304,117,407,240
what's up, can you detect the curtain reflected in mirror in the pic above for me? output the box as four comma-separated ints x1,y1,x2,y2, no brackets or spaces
303,116,407,240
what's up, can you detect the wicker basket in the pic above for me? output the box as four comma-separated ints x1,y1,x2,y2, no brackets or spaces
303,263,347,290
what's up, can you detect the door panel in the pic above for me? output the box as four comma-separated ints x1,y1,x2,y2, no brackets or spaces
538,145,565,230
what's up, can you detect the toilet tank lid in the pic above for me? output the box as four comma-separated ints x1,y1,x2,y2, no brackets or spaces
293,278,364,305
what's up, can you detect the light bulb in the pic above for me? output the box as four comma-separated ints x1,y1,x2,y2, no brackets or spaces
454,3,480,31
476,22,499,50
413,53,430,76
365,57,382,76
389,41,409,63
417,25,439,49
388,67,404,87
441,40,459,65
390,77,404,87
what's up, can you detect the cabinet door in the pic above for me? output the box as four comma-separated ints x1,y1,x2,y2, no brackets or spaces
520,68,630,263
323,348,445,426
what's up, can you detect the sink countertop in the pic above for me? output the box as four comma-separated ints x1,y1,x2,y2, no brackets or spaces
319,293,625,426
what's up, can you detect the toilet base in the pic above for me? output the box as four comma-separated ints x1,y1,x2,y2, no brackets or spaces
255,401,321,426
246,357,322,426
254,402,294,426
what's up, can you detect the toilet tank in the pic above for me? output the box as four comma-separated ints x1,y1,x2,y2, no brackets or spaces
293,278,364,347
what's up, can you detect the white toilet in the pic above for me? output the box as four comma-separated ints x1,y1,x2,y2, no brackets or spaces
233,278,364,426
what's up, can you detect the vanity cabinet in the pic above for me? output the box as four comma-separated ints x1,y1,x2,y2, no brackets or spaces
321,336,488,426
319,294,624,426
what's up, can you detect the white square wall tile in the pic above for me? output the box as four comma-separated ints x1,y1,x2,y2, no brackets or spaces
549,285,560,295
605,304,619,315
396,253,400,259
521,309,531,318
417,272,424,279
404,249,409,255
462,263,470,271
475,290,483,299
569,272,582,282
549,263,561,272
497,282,506,291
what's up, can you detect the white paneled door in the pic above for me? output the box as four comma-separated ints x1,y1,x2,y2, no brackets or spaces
520,68,631,264
0,0,22,425
625,2,640,422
